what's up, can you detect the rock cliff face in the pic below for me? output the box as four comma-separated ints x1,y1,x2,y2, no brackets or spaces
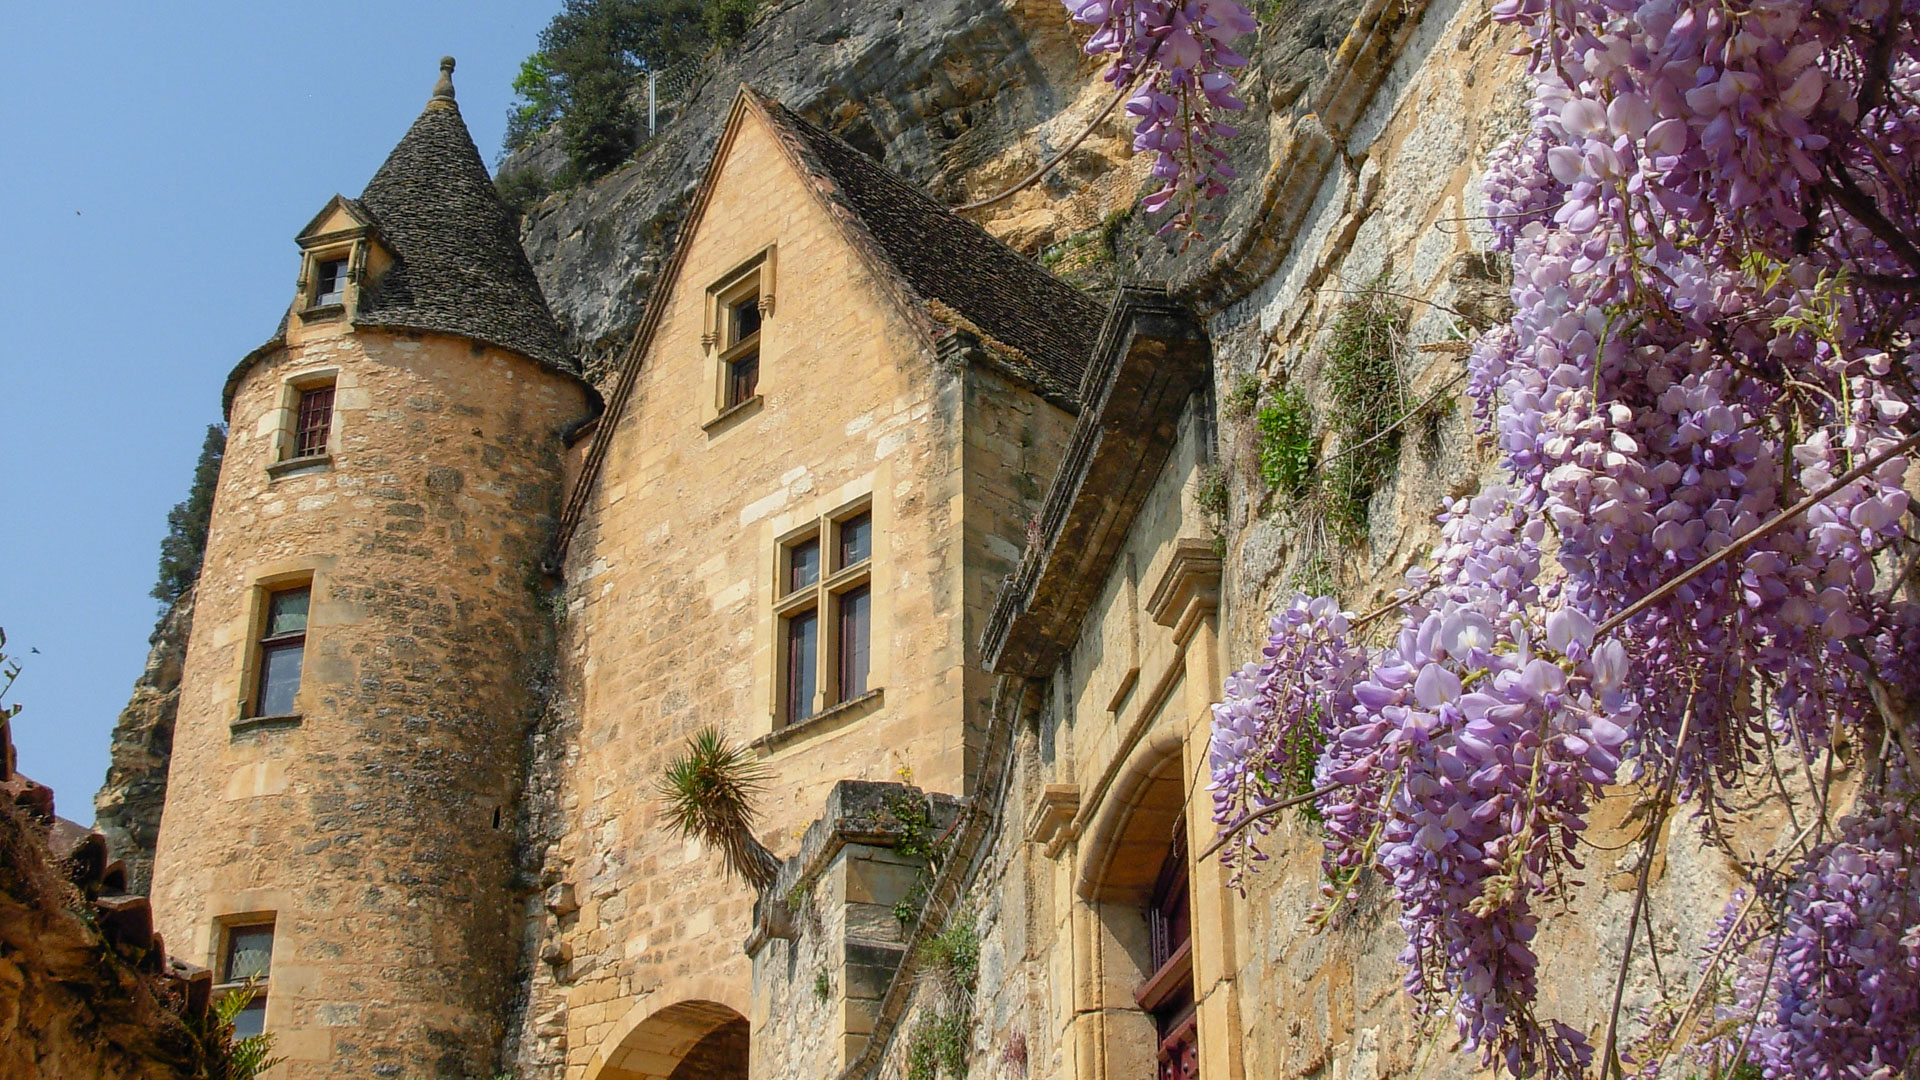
93,589,192,897
507,0,1366,380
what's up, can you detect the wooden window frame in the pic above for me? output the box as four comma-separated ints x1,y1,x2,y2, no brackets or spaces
271,369,339,470
704,248,776,420
773,499,874,727
213,917,275,1039
247,579,312,720
293,384,334,459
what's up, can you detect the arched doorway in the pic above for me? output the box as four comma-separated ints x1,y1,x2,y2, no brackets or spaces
1076,735,1199,1080
591,1000,749,1080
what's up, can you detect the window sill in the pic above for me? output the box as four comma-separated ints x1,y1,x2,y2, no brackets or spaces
299,303,345,321
751,688,883,754
266,454,331,479
702,394,763,434
231,714,302,738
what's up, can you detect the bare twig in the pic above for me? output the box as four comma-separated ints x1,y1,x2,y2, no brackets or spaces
955,67,1140,212
1595,430,1920,642
1601,689,1697,1078
1316,372,1467,472
1198,782,1342,862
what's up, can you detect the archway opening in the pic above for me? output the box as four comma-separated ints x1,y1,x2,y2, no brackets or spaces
1079,741,1199,1080
597,1001,748,1080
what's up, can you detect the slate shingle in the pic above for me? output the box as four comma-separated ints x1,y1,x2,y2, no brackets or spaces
354,91,577,375
751,92,1101,402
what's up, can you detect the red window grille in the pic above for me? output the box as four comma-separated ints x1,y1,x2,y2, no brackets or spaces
295,386,334,458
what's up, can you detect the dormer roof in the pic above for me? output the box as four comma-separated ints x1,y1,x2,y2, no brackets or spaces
296,194,379,245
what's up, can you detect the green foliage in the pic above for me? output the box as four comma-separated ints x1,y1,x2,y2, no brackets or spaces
886,791,948,926
813,966,832,1002
183,982,284,1080
504,0,767,176
1319,285,1407,544
1222,371,1261,421
0,629,21,727
702,0,760,43
919,916,980,992
656,726,779,888
504,53,564,152
1256,386,1315,500
496,165,556,217
906,1010,971,1080
1195,465,1229,558
153,423,226,605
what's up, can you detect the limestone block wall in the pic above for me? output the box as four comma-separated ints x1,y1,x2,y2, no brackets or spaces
510,108,1075,1080
149,328,590,1080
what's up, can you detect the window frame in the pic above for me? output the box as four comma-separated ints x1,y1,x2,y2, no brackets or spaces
293,384,335,460
311,256,349,308
773,499,874,727
270,369,340,472
703,247,776,421
213,917,275,1039
247,579,312,720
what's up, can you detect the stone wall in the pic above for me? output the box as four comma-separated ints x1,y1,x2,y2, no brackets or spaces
507,101,1076,1079
95,588,195,897
148,326,591,1080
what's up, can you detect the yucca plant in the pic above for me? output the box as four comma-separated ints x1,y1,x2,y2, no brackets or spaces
189,982,284,1080
657,726,779,889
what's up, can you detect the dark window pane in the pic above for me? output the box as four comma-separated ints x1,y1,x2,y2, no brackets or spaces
295,387,333,458
267,589,309,636
257,641,303,716
231,996,268,1039
837,512,872,569
838,586,870,700
315,259,347,306
225,926,274,982
786,610,817,725
726,351,759,407
731,294,762,343
787,539,819,594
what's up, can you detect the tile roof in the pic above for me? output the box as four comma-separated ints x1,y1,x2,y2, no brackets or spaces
354,79,577,374
749,91,1101,404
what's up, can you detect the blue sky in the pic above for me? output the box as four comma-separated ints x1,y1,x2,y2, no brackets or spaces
0,3,554,822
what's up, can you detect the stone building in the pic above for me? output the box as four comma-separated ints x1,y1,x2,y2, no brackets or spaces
123,0,1783,1077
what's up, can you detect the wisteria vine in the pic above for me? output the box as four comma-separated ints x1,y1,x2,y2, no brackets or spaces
1206,0,1920,1076
1060,0,1255,236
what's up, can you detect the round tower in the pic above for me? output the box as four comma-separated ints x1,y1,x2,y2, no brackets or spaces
149,59,596,1079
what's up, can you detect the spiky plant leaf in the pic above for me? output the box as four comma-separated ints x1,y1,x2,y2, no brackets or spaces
657,726,779,889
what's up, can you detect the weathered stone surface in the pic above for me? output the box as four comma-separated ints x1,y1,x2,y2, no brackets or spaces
95,588,194,897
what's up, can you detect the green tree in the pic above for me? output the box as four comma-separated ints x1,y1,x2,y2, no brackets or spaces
502,0,764,175
152,423,226,605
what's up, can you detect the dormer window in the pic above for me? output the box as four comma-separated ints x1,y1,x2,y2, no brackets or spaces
720,283,762,410
703,247,776,426
312,258,349,308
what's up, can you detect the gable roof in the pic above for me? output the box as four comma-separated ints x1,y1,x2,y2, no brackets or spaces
552,87,1104,560
352,76,576,375
296,194,378,243
748,91,1100,403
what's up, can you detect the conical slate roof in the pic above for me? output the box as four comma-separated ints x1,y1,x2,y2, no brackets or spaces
352,59,576,374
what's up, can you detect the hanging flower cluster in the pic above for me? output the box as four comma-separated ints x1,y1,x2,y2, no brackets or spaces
1060,0,1256,236
1208,0,1920,1074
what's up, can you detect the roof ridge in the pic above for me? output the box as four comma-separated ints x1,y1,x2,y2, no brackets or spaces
744,89,1101,406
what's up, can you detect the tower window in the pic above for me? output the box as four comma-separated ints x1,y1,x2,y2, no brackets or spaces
726,349,760,409
294,385,334,459
312,258,348,307
775,503,876,727
218,920,275,1039
253,587,309,718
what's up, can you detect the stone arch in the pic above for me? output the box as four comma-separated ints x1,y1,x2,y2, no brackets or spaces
584,979,751,1080
1077,727,1187,904
1071,727,1198,1080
